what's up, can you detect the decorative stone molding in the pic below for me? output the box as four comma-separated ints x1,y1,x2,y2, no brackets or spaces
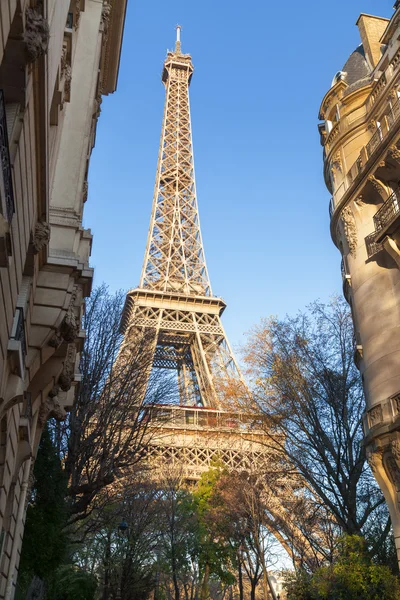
385,455,400,489
341,206,357,256
24,6,50,63
368,120,376,131
368,404,383,427
74,0,82,30
32,221,50,253
332,151,342,173
61,287,79,342
354,194,364,207
61,41,68,76
367,174,391,199
58,344,76,392
64,64,72,99
391,438,400,470
83,180,89,203
389,144,400,162
101,1,112,39
93,95,102,119
38,394,66,427
49,286,79,347
367,450,382,476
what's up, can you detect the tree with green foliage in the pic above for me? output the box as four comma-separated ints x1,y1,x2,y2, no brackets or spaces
192,465,236,599
284,535,400,600
16,425,69,598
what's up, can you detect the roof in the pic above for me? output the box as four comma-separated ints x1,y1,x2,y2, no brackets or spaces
342,44,371,86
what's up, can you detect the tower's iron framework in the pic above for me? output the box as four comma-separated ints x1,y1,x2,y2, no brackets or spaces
120,27,240,408
119,29,320,567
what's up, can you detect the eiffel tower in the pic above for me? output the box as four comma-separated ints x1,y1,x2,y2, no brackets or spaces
118,29,322,567
120,27,242,408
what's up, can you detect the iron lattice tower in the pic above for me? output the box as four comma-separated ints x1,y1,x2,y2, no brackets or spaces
121,27,241,408
118,32,321,566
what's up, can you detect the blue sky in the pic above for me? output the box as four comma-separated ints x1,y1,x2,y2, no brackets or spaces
84,0,394,350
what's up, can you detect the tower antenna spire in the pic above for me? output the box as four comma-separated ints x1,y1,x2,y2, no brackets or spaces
175,24,181,53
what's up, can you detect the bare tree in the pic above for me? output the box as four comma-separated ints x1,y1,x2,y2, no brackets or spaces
64,285,175,523
242,297,388,558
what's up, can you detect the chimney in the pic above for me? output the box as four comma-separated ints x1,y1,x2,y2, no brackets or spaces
356,14,389,68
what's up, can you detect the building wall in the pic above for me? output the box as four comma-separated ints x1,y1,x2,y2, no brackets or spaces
319,8,400,562
0,0,127,596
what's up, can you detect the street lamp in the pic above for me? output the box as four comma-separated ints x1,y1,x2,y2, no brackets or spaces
116,518,129,599
118,518,128,534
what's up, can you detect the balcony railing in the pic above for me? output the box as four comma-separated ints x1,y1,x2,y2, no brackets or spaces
0,90,15,223
330,98,400,219
329,197,334,219
373,190,400,233
365,232,383,258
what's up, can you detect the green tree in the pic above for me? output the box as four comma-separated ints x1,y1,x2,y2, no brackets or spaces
192,465,236,599
16,425,69,598
285,536,400,600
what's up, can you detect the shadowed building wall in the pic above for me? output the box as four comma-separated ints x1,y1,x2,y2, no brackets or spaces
0,0,127,596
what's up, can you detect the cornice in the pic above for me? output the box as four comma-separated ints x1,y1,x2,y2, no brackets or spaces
100,0,128,95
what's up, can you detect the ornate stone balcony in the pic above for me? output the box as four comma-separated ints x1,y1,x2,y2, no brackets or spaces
329,98,400,218
365,231,383,258
373,189,400,242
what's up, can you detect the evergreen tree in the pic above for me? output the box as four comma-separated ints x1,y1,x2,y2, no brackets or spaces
16,424,69,596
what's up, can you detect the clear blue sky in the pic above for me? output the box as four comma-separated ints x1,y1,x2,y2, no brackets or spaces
84,0,394,350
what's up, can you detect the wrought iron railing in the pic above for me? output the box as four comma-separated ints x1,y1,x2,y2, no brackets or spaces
11,307,27,356
365,232,383,258
387,99,400,127
329,197,334,219
373,190,400,232
365,126,383,157
0,90,15,223
341,259,345,281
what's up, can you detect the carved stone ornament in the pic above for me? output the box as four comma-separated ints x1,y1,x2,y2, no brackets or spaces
32,220,50,253
332,151,342,173
64,64,72,97
49,286,79,347
393,393,400,415
74,0,81,30
391,438,400,470
61,41,68,76
24,5,50,63
368,120,377,132
60,287,79,342
389,144,400,162
38,395,66,427
341,206,357,257
368,404,383,427
101,1,112,38
354,194,364,207
385,455,400,489
83,180,89,203
367,174,390,200
367,451,382,476
58,344,76,392
93,95,102,119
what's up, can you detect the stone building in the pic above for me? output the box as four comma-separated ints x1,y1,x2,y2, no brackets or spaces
319,6,400,562
0,0,126,596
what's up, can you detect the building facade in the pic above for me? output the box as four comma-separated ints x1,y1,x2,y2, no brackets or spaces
0,0,126,596
319,6,400,561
